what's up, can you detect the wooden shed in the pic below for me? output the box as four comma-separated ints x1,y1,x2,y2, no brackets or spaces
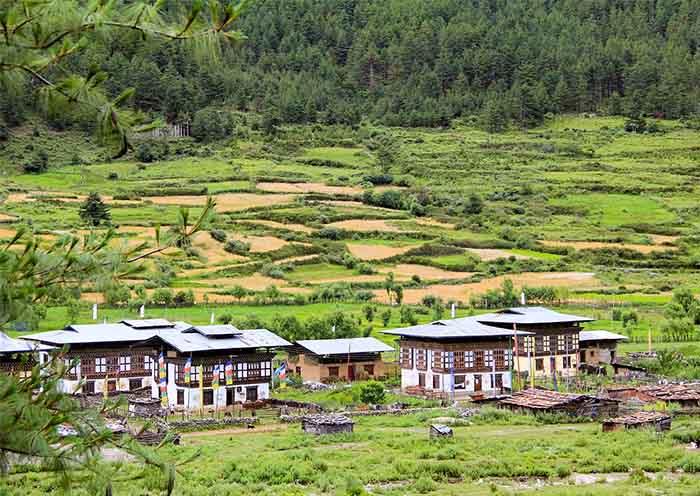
498,388,619,418
637,384,700,408
602,411,672,432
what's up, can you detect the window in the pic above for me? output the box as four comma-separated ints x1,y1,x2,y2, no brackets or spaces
248,362,261,379
518,336,534,353
535,358,544,371
475,351,484,368
484,350,494,367
144,355,154,372
203,390,214,405
177,390,185,405
495,374,503,389
400,347,414,368
549,336,558,353
453,351,465,369
364,364,375,375
416,349,427,370
464,351,474,368
432,375,440,389
65,358,78,376
119,355,131,372
261,361,272,377
85,381,95,394
454,375,466,389
328,366,339,377
562,356,572,369
505,349,512,368
95,357,107,374
191,364,200,382
494,350,505,368
432,351,442,370
573,333,579,350
558,335,565,351
542,336,550,353
129,378,143,390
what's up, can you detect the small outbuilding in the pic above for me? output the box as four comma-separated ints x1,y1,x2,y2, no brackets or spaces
498,388,619,418
301,414,354,435
637,384,700,408
602,411,672,432
579,330,628,366
430,424,453,438
289,337,393,383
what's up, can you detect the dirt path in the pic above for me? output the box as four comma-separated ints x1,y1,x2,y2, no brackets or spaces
181,424,288,438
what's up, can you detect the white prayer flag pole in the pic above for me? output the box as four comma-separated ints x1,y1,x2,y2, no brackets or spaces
92,303,98,321
210,312,215,324
139,305,145,318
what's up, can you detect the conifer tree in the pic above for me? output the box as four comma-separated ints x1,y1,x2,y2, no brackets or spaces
79,193,111,227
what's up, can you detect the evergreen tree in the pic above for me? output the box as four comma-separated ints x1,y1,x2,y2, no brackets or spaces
79,192,111,227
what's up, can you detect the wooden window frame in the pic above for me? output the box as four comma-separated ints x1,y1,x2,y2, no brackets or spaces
177,389,185,405
85,381,95,394
432,374,440,390
364,364,375,375
399,347,414,369
328,366,340,377
415,349,427,371
95,357,107,374
129,378,142,390
535,358,544,371
119,355,131,372
203,389,214,406
432,350,442,371
484,350,494,367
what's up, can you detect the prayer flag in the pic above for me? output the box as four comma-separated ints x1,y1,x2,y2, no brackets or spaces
212,364,220,390
184,357,192,384
225,361,233,386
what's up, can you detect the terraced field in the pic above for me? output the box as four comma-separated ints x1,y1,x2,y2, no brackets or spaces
2,115,700,330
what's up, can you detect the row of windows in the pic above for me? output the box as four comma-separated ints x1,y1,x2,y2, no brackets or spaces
174,361,272,383
327,364,374,377
83,378,143,394
400,348,512,370
417,372,505,390
517,335,579,353
534,356,576,371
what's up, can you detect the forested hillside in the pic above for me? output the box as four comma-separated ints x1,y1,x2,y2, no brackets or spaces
3,0,700,132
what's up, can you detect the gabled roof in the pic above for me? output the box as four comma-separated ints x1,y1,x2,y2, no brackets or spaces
159,328,291,353
382,316,532,340
183,325,242,338
476,307,594,325
579,330,628,342
0,331,53,354
499,388,593,409
20,320,290,353
121,319,175,329
295,337,393,356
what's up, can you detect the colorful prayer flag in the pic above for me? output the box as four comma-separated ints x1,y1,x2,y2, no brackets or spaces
212,364,220,390
225,361,233,386
184,357,192,385
158,352,166,380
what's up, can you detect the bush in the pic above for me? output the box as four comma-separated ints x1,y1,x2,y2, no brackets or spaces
356,263,375,275
399,305,417,325
381,309,392,326
192,108,236,142
173,289,195,307
224,239,251,255
218,313,233,324
151,288,174,306
210,229,227,243
412,476,436,493
555,464,571,478
107,172,118,180
135,141,168,162
23,149,49,173
359,381,385,404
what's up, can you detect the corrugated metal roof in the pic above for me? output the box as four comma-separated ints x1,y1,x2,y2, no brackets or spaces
295,337,394,356
579,330,628,342
382,316,533,340
21,321,290,353
185,325,242,337
121,319,175,329
1,332,53,354
477,306,594,325
159,328,291,353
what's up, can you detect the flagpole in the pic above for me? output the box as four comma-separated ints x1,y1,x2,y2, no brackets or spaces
513,323,520,391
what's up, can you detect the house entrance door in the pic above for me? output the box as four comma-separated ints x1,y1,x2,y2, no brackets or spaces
474,375,482,392
245,386,258,402
226,388,235,406
348,365,355,381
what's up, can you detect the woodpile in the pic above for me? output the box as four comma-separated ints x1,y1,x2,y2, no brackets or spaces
301,414,354,435
602,411,671,432
498,388,619,418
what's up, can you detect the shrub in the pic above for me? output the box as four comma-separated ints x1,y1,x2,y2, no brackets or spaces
218,313,233,324
555,464,571,478
173,289,195,307
363,305,375,322
359,381,385,404
151,288,174,306
209,229,227,243
224,239,251,255
23,149,49,173
412,476,436,493
135,141,168,162
356,263,375,275
107,172,118,180
399,305,417,325
381,309,392,326
192,107,236,142
79,192,111,227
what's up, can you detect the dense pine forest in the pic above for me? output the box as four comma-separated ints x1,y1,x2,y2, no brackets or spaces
3,0,700,131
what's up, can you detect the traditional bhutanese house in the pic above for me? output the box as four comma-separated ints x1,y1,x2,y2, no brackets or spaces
21,320,169,395
579,330,628,366
0,331,52,378
156,324,290,409
498,388,619,418
288,337,394,383
476,307,594,379
21,319,291,409
602,411,672,432
637,384,700,408
383,317,533,398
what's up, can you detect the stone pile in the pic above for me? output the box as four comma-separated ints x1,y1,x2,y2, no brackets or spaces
301,414,354,435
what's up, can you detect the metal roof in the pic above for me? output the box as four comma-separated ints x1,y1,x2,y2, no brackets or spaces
295,337,394,356
158,328,291,353
0,332,53,354
121,319,175,329
476,306,594,325
579,330,628,342
184,325,242,337
382,316,533,340
21,321,290,353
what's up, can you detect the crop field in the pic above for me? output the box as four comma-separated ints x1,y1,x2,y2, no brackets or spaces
2,115,700,338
